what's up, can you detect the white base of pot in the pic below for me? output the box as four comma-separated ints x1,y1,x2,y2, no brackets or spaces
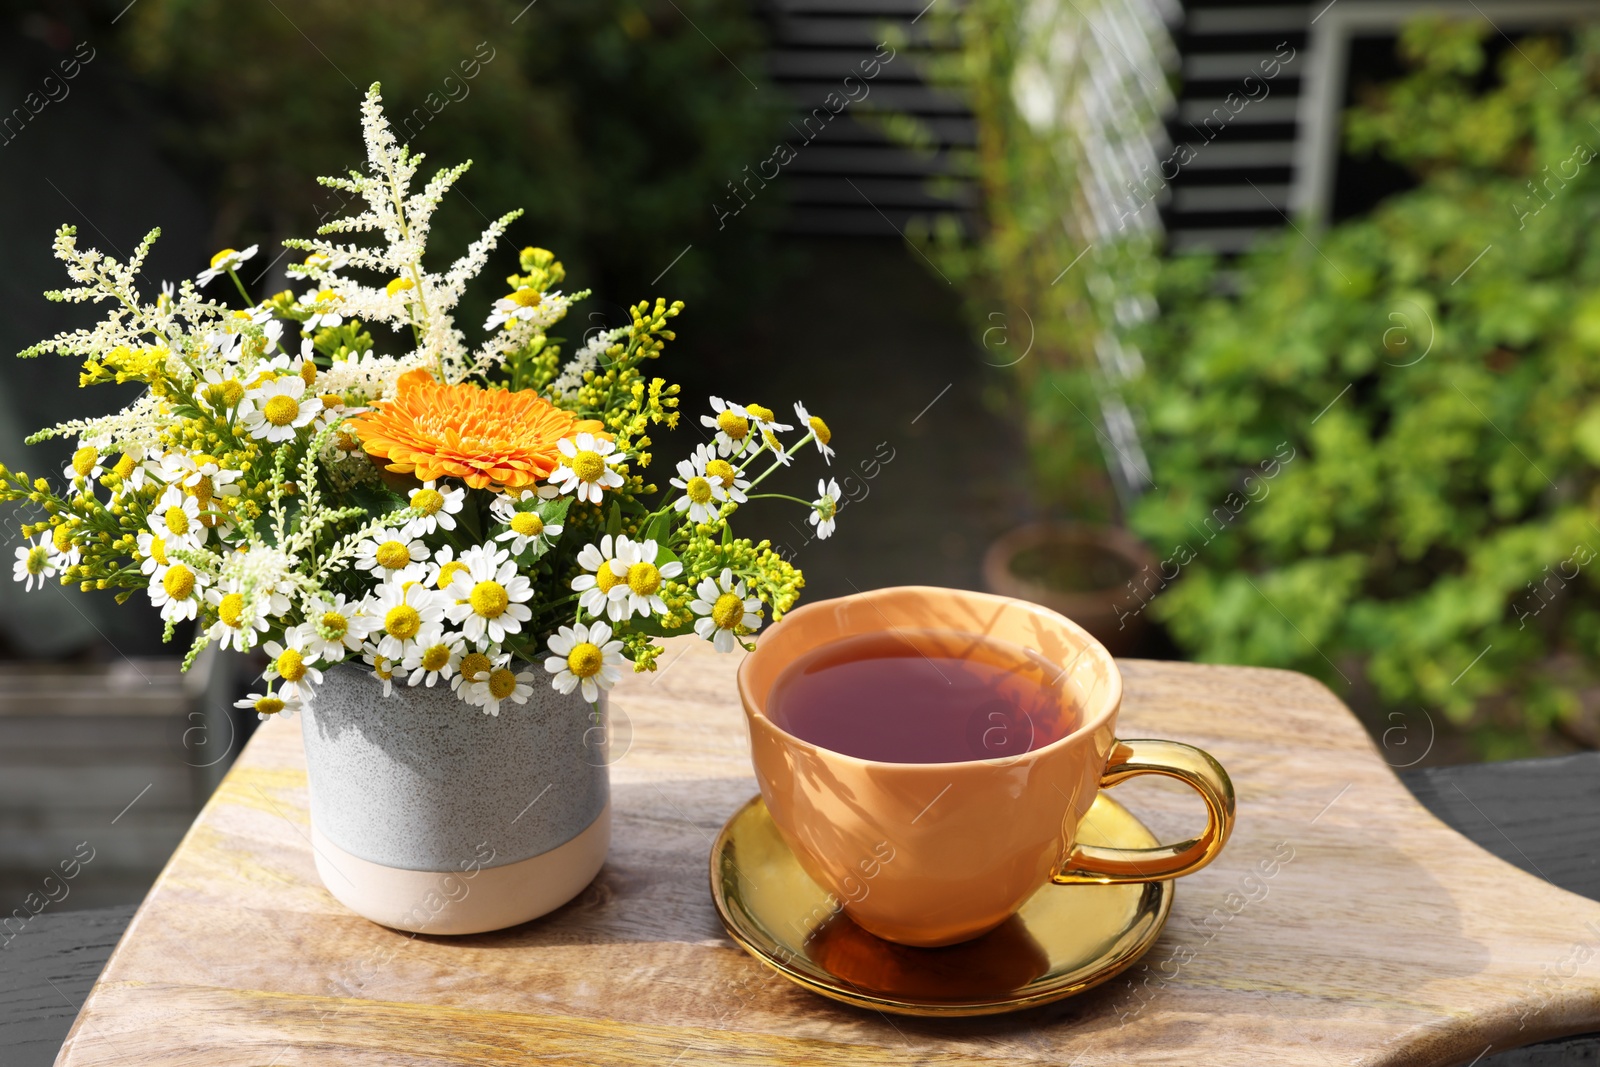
311,804,610,935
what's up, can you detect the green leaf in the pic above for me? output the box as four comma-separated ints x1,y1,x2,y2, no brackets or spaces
605,500,621,538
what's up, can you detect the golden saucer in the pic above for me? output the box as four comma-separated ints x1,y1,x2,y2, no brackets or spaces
709,793,1174,1017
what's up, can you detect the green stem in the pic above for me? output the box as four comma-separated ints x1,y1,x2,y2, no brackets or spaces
227,269,253,308
747,492,815,507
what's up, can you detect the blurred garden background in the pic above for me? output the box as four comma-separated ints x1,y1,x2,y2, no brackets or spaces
3,0,1600,904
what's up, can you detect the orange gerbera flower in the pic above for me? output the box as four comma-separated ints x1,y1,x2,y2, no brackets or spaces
348,369,605,491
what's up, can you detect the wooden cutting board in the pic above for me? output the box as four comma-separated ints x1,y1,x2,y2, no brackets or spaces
53,638,1600,1066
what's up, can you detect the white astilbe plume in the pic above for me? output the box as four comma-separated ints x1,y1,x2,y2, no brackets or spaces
551,327,625,399
283,83,522,385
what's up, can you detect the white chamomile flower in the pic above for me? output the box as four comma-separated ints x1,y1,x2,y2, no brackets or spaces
241,377,322,443
48,523,81,569
467,661,537,717
369,579,451,662
689,568,763,653
548,432,625,505
196,245,258,287
671,447,732,524
369,581,447,660
148,561,209,624
544,621,625,703
609,538,683,619
64,445,104,485
13,534,55,591
235,690,298,722
298,288,345,332
149,486,204,550
484,287,548,331
445,543,535,646
354,527,430,576
741,402,793,435
136,531,172,576
262,627,324,705
363,646,398,697
571,535,628,621
205,586,269,651
793,401,835,465
403,480,465,537
810,478,841,540
427,543,472,595
401,624,465,687
302,593,373,661
451,649,498,697
494,507,562,555
701,396,754,456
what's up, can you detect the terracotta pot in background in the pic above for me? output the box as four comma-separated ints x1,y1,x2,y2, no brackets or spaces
981,522,1157,656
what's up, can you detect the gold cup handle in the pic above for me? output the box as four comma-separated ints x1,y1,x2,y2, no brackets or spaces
1052,739,1237,885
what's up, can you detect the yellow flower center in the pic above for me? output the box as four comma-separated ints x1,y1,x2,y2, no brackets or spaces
571,450,606,482
375,540,412,569
716,409,749,440
314,289,340,304
112,454,137,480
148,536,167,566
421,644,451,672
384,604,422,640
386,277,415,297
509,287,543,308
594,560,623,593
745,403,775,423
627,561,662,597
25,546,48,575
509,512,544,537
162,564,195,601
255,696,285,717
373,656,394,680
566,642,603,678
470,580,509,618
711,592,745,630
191,475,214,508
263,395,300,427
209,248,238,270
488,668,519,699
335,430,359,452
808,415,832,445
459,651,492,682
319,393,344,409
299,361,318,388
705,459,735,487
219,593,246,628
275,648,307,683
52,524,73,553
412,488,445,515
685,476,713,504
436,560,469,590
320,611,348,639
163,506,190,536
71,447,98,477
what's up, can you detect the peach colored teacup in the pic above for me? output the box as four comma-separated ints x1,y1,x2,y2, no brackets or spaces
738,586,1235,948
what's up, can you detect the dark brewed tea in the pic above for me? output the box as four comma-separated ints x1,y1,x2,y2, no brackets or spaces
765,630,1077,763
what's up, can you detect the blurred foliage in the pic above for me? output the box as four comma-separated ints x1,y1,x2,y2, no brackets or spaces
885,0,1167,521
1130,19,1600,755
118,0,785,319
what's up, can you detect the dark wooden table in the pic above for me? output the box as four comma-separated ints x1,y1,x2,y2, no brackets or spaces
6,752,1598,1067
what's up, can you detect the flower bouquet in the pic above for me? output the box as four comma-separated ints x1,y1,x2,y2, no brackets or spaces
0,85,839,931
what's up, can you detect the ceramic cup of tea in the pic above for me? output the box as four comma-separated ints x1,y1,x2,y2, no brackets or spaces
737,586,1235,948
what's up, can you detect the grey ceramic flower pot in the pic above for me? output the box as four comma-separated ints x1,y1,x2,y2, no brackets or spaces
300,663,610,934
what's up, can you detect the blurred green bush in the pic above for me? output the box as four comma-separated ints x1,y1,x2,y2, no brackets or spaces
120,0,785,314
1130,20,1600,755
